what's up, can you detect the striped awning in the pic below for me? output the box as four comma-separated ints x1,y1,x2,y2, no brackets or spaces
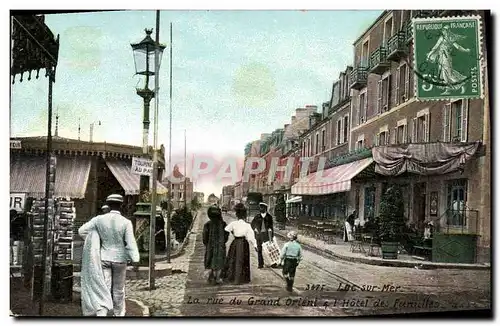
105,159,168,195
10,155,91,199
291,157,374,195
286,196,302,204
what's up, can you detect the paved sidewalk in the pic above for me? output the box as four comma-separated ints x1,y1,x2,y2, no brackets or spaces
274,224,490,270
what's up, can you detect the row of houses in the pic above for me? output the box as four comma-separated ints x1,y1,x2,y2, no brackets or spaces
227,10,491,263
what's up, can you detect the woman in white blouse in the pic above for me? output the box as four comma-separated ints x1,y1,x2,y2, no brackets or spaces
223,203,258,284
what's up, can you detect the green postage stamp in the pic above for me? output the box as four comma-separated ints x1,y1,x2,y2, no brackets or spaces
413,15,483,101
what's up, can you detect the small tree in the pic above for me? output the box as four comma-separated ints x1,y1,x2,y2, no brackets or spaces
171,206,194,243
275,194,286,225
378,185,406,243
190,197,201,211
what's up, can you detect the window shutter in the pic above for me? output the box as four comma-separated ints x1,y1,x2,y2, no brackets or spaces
340,118,344,144
461,99,469,142
425,113,430,142
374,133,379,146
387,74,392,110
395,66,400,106
405,64,410,100
377,80,382,114
404,124,408,143
443,103,451,142
386,130,391,145
412,117,417,142
394,127,398,144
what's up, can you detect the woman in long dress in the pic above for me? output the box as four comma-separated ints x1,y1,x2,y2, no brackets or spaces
223,203,257,284
203,206,229,285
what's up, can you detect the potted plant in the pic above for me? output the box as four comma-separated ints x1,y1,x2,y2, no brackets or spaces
378,185,406,259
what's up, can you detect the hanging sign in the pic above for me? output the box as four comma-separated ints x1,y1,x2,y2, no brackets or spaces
131,157,153,176
10,193,26,212
10,140,21,149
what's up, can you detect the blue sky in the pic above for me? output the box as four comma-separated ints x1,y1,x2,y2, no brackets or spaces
10,10,382,196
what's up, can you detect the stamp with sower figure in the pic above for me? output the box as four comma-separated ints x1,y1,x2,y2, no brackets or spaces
412,15,483,101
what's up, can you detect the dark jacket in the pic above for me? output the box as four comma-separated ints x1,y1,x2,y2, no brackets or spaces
251,212,274,244
202,218,229,270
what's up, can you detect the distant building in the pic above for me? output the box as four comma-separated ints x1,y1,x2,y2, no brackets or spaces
162,164,193,209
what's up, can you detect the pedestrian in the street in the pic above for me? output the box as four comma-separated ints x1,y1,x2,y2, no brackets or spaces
78,194,140,317
203,205,229,285
250,202,274,268
344,211,356,242
223,203,258,284
280,231,302,292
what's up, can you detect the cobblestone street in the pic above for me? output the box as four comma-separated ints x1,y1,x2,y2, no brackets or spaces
176,212,491,316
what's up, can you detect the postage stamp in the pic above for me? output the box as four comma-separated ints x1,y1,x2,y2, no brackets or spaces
412,15,483,101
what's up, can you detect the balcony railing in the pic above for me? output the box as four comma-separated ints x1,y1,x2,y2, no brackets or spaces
387,30,408,61
369,46,390,75
350,66,368,90
405,20,413,44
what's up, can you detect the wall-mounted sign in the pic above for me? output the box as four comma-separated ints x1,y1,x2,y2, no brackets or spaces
131,157,153,176
10,193,26,212
10,140,21,149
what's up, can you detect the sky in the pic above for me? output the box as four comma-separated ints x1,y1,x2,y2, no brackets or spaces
10,9,382,197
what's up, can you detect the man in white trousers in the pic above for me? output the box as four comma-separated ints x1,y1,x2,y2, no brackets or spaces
79,194,140,316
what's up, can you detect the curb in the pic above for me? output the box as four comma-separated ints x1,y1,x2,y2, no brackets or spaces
73,288,150,317
274,231,490,270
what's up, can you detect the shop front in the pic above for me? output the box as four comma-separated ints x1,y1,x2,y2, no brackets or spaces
290,157,375,222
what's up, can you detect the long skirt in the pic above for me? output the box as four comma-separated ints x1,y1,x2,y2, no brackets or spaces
223,237,251,284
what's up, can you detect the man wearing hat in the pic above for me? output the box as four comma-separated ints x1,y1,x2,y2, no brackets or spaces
78,194,140,316
250,202,274,268
101,205,110,214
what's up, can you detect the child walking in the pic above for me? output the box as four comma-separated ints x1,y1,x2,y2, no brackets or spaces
280,231,302,292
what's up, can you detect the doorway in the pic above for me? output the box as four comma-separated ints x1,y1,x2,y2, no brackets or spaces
413,182,427,231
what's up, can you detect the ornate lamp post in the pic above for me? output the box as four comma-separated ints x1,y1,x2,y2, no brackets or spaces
131,28,166,196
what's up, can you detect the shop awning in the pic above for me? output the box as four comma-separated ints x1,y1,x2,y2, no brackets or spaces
105,159,168,195
10,155,91,199
291,157,374,195
286,196,302,204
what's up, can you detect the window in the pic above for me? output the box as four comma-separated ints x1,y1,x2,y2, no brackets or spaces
356,139,364,150
364,186,376,219
444,99,469,142
447,179,467,227
412,111,430,143
376,130,389,146
321,129,326,151
396,124,407,144
180,184,184,190
361,39,370,67
315,133,319,154
377,74,392,113
358,92,367,124
396,63,410,104
343,115,349,144
336,119,342,145
383,16,393,45
180,192,184,201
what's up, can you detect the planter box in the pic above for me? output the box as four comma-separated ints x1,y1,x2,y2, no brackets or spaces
432,233,478,264
381,241,399,259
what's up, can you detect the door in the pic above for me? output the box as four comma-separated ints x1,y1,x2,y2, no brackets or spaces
413,182,426,231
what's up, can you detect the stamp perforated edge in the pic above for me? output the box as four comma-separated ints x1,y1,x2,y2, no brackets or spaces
411,14,484,102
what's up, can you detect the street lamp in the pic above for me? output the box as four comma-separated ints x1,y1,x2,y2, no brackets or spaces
89,120,101,143
131,28,166,195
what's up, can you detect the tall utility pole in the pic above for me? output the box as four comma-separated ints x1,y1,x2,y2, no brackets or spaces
166,22,173,264
148,10,161,291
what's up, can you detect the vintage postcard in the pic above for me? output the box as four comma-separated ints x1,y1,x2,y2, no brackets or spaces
9,9,491,318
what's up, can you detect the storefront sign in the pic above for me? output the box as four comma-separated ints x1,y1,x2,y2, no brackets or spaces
131,157,153,176
10,140,21,149
10,193,26,212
